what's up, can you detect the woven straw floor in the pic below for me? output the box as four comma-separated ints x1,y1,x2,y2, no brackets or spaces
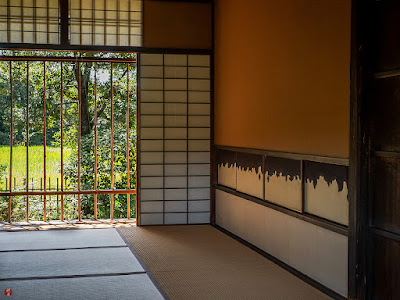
119,225,331,300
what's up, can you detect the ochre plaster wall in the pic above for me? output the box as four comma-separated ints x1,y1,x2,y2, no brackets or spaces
214,0,351,158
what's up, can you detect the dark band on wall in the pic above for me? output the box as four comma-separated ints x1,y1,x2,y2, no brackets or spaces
236,152,263,175
216,149,236,168
265,156,301,182
304,161,348,192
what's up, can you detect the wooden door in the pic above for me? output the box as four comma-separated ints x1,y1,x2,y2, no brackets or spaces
367,0,400,298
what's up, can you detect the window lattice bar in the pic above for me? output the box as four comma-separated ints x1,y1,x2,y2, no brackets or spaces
0,0,60,44
70,0,142,47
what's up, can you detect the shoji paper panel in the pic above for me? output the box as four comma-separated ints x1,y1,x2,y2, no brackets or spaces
70,0,142,46
139,53,211,225
0,0,59,44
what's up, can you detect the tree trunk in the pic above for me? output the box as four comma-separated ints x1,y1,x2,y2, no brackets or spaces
75,62,93,137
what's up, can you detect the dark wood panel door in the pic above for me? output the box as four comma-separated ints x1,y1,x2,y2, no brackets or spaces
368,1,400,298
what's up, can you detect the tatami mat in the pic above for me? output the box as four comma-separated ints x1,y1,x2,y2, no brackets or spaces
0,228,126,251
119,225,331,300
0,247,144,280
0,275,164,300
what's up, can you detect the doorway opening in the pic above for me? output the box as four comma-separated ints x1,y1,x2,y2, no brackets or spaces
0,50,137,224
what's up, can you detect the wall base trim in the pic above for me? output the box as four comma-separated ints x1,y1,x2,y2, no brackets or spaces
215,184,348,236
213,224,346,300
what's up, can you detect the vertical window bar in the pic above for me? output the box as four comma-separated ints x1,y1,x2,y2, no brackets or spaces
128,0,131,46
33,0,37,43
60,0,69,45
94,62,98,220
60,61,64,221
103,0,106,45
26,61,29,221
78,62,82,221
21,0,24,43
43,61,47,222
79,0,82,45
116,0,120,46
126,63,130,218
91,0,95,45
6,0,10,43
8,61,13,223
110,62,114,219
46,0,49,44
162,54,165,225
301,159,305,213
186,55,189,224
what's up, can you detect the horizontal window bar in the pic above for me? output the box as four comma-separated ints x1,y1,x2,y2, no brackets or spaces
0,189,136,197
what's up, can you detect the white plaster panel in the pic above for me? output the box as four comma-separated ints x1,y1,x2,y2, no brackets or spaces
305,178,349,226
315,227,348,297
188,212,210,224
165,213,187,224
218,163,237,190
265,173,302,212
215,189,348,297
215,190,245,238
165,201,187,213
140,213,163,225
236,166,263,199
242,199,267,249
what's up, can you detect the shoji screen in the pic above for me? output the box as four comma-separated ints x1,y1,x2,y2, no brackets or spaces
70,0,142,46
0,0,59,44
139,53,211,225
